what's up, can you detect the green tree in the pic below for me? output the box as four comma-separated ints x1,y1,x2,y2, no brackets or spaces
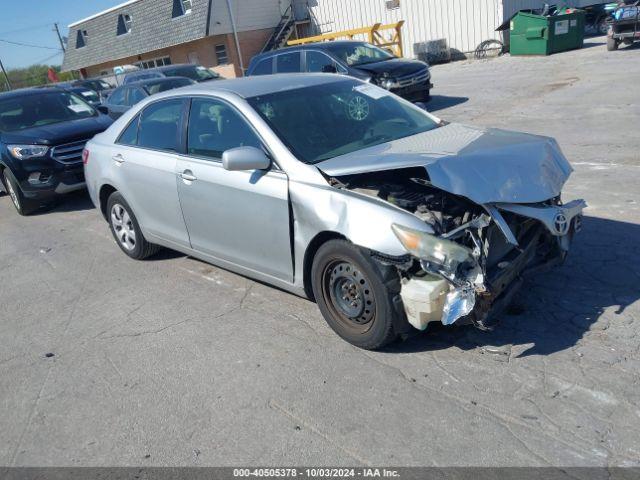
1,64,75,92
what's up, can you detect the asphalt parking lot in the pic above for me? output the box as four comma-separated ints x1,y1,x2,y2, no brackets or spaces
1,36,639,467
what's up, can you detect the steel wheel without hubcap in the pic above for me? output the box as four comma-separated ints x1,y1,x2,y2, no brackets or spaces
322,260,376,334
111,203,136,251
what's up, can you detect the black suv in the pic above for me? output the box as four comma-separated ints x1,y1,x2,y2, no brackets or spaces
247,40,433,102
0,88,112,215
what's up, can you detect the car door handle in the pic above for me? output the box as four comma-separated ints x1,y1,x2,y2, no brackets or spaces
179,171,197,182
112,154,125,164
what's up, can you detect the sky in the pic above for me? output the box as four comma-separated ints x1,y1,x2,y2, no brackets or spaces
0,0,123,70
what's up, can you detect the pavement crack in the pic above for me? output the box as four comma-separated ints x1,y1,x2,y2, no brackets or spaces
268,399,371,466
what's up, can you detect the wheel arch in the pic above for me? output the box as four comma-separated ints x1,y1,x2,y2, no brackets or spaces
98,183,118,220
302,231,348,300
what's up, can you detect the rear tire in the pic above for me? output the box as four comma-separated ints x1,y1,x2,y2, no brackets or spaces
106,191,160,260
311,239,400,350
597,17,609,36
2,169,39,216
607,37,619,51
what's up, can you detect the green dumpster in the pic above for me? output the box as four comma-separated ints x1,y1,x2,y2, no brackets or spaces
509,10,586,55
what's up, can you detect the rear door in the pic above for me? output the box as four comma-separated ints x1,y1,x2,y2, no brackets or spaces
175,96,292,282
110,98,190,247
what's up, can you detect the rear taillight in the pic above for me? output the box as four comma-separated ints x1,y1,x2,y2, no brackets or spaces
82,149,90,165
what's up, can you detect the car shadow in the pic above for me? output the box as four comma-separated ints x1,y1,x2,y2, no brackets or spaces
384,215,640,357
30,190,95,215
424,95,469,112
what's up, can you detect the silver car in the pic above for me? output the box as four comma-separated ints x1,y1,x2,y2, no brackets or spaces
84,74,584,349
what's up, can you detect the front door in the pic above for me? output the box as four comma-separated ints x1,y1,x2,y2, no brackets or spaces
176,97,292,282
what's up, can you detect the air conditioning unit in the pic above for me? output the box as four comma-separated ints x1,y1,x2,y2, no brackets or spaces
413,39,451,64
385,0,400,10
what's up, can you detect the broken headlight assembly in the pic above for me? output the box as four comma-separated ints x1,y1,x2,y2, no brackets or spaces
391,223,476,277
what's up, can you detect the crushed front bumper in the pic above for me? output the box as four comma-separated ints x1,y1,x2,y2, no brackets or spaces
401,199,585,331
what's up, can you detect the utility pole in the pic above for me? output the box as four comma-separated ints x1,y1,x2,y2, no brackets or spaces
53,23,66,52
225,0,244,75
0,58,11,91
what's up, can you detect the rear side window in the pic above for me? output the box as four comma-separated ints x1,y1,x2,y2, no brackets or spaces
137,99,184,152
117,114,140,145
276,52,301,73
187,98,261,159
108,88,126,106
251,58,273,76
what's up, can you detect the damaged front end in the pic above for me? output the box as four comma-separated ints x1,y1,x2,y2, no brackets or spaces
331,168,585,332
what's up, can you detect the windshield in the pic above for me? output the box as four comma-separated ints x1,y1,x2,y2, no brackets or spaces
0,91,97,132
162,66,219,82
325,42,394,66
247,79,439,164
145,78,193,94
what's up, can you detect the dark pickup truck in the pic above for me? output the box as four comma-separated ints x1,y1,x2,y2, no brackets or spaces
607,3,640,50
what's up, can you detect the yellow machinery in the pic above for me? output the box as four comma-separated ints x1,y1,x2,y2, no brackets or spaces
287,21,405,57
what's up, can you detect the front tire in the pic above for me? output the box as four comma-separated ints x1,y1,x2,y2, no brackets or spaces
2,169,39,216
106,191,160,260
607,37,619,51
311,239,400,350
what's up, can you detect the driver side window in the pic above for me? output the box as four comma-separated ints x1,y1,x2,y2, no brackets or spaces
187,98,262,160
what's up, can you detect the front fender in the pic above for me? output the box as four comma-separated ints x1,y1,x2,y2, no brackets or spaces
290,180,431,290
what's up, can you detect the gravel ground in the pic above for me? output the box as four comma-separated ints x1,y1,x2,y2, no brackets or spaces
1,36,639,467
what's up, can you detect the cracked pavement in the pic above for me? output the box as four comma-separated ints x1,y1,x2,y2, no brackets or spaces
0,37,639,466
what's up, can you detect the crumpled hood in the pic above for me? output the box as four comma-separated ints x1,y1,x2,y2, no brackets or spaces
315,123,573,204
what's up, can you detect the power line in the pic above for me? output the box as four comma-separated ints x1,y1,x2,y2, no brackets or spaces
0,38,60,50
34,51,64,65
0,23,54,36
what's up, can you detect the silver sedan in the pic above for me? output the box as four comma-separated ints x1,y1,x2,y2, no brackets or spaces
83,74,584,349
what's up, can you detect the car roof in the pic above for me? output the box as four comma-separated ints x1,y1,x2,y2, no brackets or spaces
159,73,349,99
0,88,68,100
250,40,367,63
155,63,199,71
121,76,193,88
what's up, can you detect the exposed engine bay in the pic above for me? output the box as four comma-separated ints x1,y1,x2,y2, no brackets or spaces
330,167,585,332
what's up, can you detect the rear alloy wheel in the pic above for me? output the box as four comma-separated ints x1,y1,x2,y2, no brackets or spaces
106,191,160,260
2,169,38,216
311,239,400,350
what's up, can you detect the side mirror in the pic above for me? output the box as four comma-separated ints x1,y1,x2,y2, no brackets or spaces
222,146,271,171
97,105,109,115
321,64,338,74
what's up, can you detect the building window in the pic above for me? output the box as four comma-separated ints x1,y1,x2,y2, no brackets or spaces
75,29,88,48
215,44,228,65
136,56,172,69
172,0,192,17
117,14,132,35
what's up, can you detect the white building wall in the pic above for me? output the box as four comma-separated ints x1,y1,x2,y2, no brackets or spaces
295,0,593,57
210,0,286,35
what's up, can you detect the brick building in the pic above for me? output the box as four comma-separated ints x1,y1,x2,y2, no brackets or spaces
61,0,301,78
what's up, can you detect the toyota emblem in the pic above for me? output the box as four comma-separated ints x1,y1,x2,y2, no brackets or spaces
554,213,569,235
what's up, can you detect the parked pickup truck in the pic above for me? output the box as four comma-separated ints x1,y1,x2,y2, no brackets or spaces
607,3,640,50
